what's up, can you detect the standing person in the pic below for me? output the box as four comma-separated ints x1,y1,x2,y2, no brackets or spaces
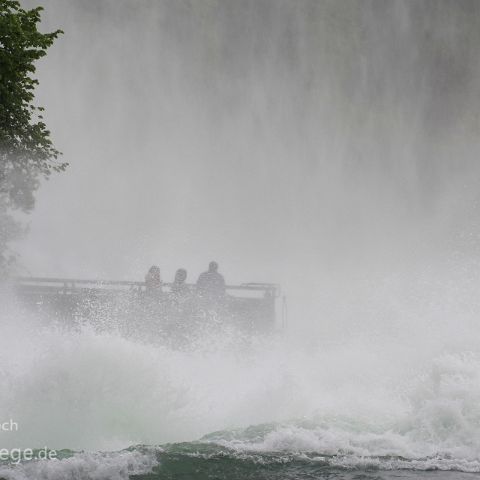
145,265,162,295
171,268,189,297
196,261,226,300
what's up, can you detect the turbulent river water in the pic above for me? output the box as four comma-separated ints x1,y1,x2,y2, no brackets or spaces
1,282,480,480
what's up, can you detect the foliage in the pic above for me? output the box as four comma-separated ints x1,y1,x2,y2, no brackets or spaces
0,0,64,273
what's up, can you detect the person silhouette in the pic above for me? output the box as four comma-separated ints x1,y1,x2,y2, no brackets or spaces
171,268,189,297
145,265,162,295
196,261,225,300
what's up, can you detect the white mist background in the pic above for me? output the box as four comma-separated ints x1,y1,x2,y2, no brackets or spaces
15,0,480,323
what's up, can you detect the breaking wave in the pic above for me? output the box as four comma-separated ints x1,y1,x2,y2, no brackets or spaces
1,286,480,478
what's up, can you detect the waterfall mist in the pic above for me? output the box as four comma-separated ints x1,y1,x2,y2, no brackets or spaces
3,0,480,464
15,1,480,328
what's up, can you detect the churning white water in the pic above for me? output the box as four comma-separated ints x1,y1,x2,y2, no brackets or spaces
2,257,480,475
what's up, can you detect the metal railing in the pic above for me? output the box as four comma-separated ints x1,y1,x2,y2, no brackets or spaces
14,276,280,298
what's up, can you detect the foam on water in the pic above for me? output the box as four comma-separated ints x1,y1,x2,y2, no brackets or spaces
0,449,157,480
1,268,480,477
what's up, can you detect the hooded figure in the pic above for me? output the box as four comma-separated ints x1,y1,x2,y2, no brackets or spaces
171,268,189,297
145,265,162,295
196,261,225,300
